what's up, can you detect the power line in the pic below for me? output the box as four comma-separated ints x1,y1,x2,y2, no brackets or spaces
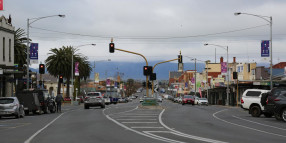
30,24,269,40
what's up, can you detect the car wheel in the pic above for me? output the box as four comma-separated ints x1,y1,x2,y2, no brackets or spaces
15,113,20,119
84,105,89,109
250,106,261,117
50,106,56,113
281,108,286,122
25,110,29,115
182,103,184,105
275,113,282,121
263,112,273,118
101,105,105,108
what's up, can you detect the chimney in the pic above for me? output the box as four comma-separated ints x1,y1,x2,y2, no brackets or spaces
220,57,224,63
233,57,236,63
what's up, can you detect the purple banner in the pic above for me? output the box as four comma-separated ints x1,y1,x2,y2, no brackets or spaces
29,43,38,64
75,62,79,76
221,62,227,73
261,40,270,57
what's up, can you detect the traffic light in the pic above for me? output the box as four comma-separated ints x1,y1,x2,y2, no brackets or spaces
59,75,63,83
39,64,45,74
178,55,183,63
109,43,115,53
142,81,146,87
148,81,152,88
143,66,152,76
150,73,156,81
233,72,238,79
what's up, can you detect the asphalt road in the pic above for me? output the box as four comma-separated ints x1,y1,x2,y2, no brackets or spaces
1,93,285,143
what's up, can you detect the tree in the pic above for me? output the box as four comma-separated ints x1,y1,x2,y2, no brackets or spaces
126,79,136,97
14,28,28,68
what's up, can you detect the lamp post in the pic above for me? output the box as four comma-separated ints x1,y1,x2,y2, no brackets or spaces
71,44,96,102
234,12,273,90
204,43,229,106
26,14,65,89
185,56,197,93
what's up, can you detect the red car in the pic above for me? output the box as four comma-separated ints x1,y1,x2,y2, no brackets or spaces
182,95,194,105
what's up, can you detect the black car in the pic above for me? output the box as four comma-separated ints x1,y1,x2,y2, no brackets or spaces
262,87,286,121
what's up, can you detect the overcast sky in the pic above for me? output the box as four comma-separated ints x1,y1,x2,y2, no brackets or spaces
2,0,286,68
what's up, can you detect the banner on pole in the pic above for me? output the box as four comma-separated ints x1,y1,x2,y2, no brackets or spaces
0,0,3,11
221,62,227,73
75,62,79,76
29,43,38,64
94,73,99,83
261,40,270,57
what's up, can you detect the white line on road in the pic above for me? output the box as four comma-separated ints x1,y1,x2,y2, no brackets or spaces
232,115,286,131
24,113,65,143
213,109,286,138
159,109,228,143
131,127,164,129
122,122,158,124
114,116,157,118
143,131,185,143
116,119,157,121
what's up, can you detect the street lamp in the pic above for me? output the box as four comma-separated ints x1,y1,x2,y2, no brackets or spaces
234,12,273,90
26,14,65,89
71,44,96,102
185,56,197,93
204,43,230,106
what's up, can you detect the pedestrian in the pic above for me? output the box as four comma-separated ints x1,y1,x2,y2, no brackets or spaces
55,94,64,113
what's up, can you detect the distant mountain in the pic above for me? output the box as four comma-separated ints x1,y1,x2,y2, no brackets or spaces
90,61,205,80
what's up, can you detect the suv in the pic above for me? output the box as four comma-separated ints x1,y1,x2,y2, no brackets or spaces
241,89,271,117
262,87,286,121
84,92,105,109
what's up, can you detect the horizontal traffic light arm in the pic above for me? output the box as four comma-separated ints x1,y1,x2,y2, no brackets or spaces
153,58,180,72
115,48,148,66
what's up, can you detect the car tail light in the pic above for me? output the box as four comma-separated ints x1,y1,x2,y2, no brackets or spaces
266,99,268,104
274,99,281,101
96,96,102,98
241,98,244,104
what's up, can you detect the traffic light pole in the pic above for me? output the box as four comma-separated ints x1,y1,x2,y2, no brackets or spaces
152,57,181,95
114,48,149,97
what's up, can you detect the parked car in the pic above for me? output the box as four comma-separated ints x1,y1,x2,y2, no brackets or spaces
64,97,71,102
241,89,271,117
174,97,179,103
103,95,111,105
182,95,194,105
178,97,182,104
16,89,56,115
118,98,127,103
198,98,208,105
0,97,25,118
194,96,199,104
157,97,163,102
262,87,286,121
84,92,105,109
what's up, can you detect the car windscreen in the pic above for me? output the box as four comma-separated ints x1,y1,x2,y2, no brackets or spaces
0,98,14,104
87,93,100,96
184,95,192,98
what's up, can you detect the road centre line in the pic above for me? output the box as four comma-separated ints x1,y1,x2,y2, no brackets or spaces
232,115,286,131
116,119,157,121
143,131,185,143
213,109,286,138
122,122,158,124
131,127,164,129
160,109,228,143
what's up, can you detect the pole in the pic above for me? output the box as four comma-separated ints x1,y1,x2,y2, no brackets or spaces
215,48,216,63
206,61,208,98
226,46,229,106
71,51,73,101
236,80,239,107
195,58,197,93
270,16,273,90
26,19,30,89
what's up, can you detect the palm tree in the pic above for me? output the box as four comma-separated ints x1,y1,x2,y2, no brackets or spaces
14,28,28,68
45,46,92,96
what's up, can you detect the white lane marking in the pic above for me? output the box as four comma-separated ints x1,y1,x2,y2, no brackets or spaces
105,115,185,143
122,122,158,124
117,119,157,121
123,114,158,116
24,113,65,143
232,115,286,131
131,127,164,129
213,109,286,138
143,131,185,143
114,116,157,118
159,109,228,143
